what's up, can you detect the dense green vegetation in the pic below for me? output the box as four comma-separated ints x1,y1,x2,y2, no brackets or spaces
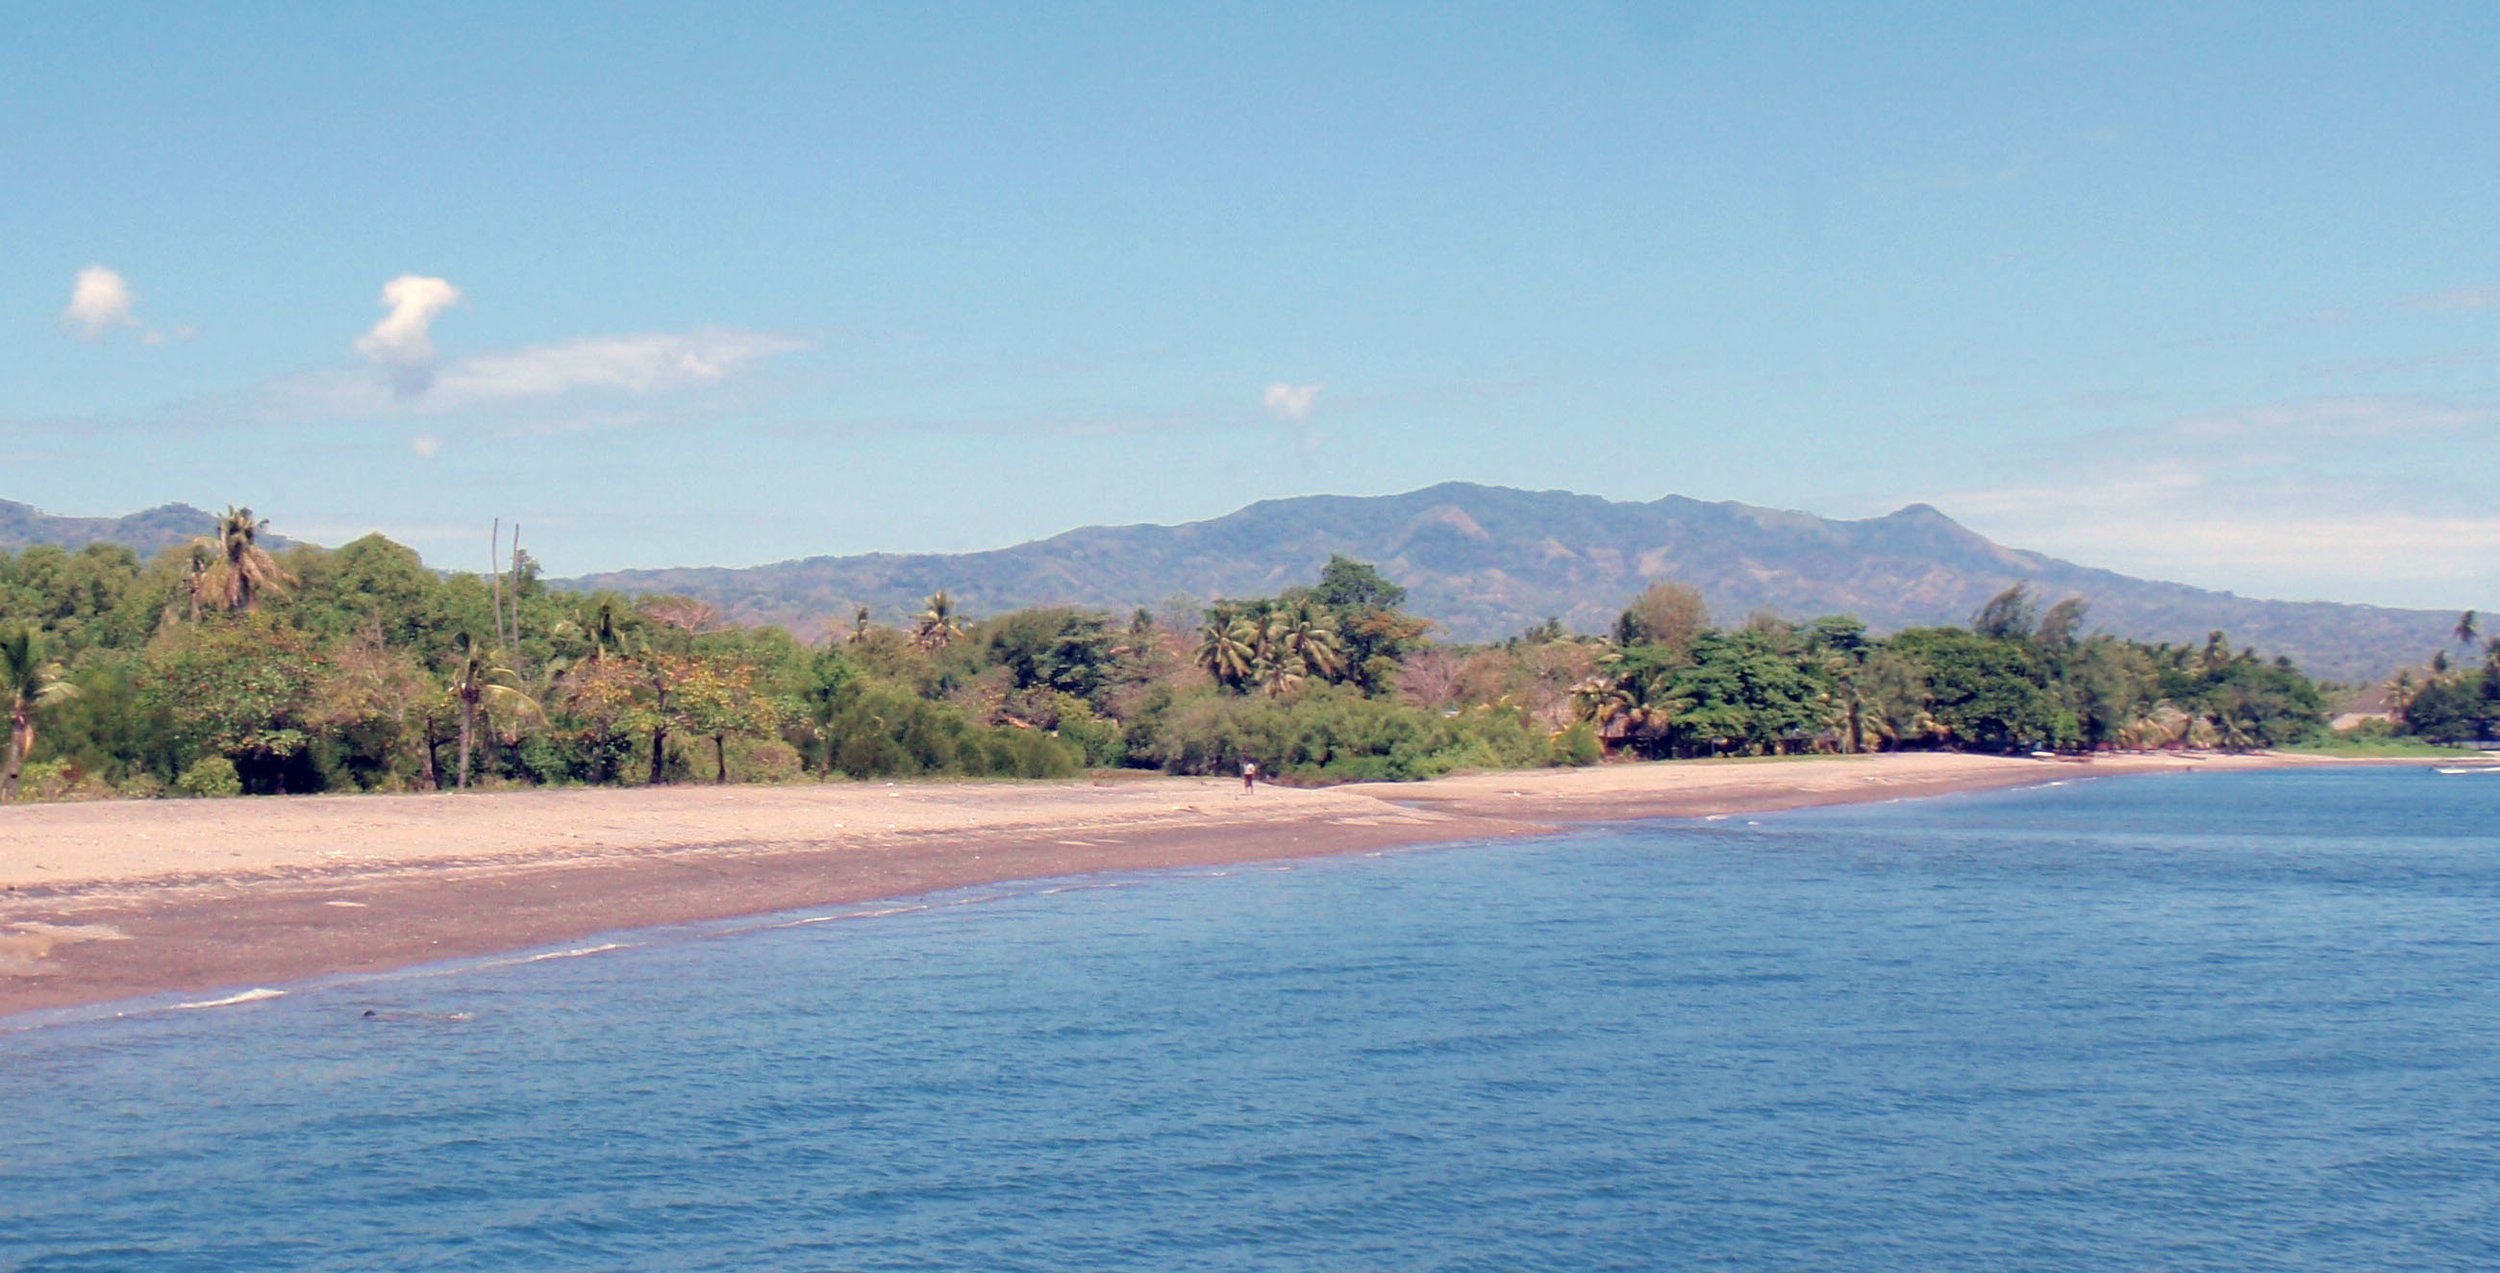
1559,583,2327,758
0,512,2345,802
2387,609,2500,745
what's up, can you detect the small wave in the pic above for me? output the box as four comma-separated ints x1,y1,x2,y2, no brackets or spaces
173,988,285,1010
514,943,632,964
776,904,928,928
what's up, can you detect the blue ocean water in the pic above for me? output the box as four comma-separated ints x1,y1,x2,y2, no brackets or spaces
5,768,2498,1271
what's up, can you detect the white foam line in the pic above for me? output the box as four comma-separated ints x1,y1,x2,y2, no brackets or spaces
775,904,928,928
173,988,285,1010
513,943,632,964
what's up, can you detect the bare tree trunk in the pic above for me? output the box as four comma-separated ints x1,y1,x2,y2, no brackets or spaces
714,733,728,784
2,700,28,801
419,718,441,791
457,700,477,792
489,519,508,651
508,525,523,653
648,681,672,785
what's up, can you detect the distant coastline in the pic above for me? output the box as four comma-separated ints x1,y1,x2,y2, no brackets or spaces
0,750,2394,1021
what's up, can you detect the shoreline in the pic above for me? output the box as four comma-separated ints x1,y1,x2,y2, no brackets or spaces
0,751,2390,1021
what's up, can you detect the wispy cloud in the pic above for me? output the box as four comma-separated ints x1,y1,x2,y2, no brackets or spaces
2158,395,2496,445
1939,395,2500,607
62,266,137,339
2397,285,2500,313
1262,381,1323,422
356,275,462,396
438,331,802,402
256,328,805,420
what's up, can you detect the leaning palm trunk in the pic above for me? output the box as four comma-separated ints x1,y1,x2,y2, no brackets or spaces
456,699,478,791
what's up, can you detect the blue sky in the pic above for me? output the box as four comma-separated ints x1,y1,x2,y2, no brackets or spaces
9,2,2498,610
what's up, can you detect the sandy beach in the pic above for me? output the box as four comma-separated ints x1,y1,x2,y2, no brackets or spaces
0,751,2356,1018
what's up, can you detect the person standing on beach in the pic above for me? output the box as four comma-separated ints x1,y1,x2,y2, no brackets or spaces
1242,759,1258,791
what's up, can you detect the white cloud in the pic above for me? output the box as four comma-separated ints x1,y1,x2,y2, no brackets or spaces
250,328,804,420
432,330,803,404
1263,381,1323,422
62,266,137,339
356,275,462,396
1939,395,2500,608
410,434,442,459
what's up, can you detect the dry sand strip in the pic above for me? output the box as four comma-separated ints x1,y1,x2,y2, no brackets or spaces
0,752,2360,1019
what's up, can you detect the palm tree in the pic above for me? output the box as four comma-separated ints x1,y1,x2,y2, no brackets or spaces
2,627,76,801
1276,602,1346,684
577,599,630,661
2457,610,2479,649
182,541,215,621
447,632,540,792
850,604,873,643
2388,669,2418,717
913,592,965,650
1194,604,1255,690
196,505,294,613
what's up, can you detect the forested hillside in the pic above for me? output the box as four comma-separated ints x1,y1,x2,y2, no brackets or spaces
4,487,2471,682
565,484,2462,681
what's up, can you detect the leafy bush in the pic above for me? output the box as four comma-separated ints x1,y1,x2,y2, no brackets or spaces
177,755,243,798
1550,721,1603,767
1131,685,1545,782
815,684,1082,779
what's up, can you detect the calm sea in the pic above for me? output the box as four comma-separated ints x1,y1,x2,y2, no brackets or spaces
5,768,2498,1271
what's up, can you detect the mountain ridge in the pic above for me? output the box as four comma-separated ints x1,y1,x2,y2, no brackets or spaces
1,486,2460,681
562,483,2459,682
0,499,234,556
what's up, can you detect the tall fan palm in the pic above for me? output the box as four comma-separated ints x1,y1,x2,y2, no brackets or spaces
196,505,294,613
2,627,77,801
448,631,541,792
913,591,965,650
2456,610,2479,648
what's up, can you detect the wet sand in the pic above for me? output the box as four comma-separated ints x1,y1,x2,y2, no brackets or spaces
0,751,2350,1018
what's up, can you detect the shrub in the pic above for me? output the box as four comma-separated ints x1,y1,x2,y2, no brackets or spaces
1130,685,1546,782
177,755,244,798
1551,721,1603,767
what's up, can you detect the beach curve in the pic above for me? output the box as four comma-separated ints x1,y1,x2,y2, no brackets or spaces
0,751,2376,1018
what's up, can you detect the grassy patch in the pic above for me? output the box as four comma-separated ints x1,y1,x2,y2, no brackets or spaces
2283,736,2479,758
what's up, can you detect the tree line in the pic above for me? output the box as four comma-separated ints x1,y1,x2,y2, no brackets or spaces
0,511,2344,801
2384,609,2500,745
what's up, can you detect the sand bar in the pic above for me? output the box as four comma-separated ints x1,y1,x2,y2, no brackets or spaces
0,751,2369,1019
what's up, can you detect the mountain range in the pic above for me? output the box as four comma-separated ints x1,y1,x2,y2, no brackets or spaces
0,499,237,556
4,486,2465,682
565,483,2460,683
